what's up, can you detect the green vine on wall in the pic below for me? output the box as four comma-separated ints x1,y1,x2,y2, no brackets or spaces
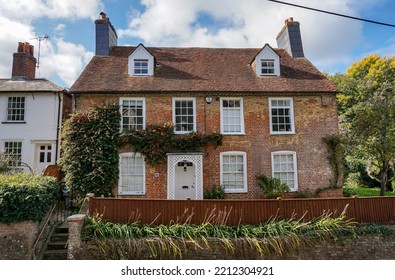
122,123,223,165
322,135,344,188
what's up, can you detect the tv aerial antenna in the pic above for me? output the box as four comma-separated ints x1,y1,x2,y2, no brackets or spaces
31,34,49,70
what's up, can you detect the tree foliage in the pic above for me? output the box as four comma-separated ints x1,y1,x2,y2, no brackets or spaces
329,54,395,195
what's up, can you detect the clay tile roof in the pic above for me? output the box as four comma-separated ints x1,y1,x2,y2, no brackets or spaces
70,46,338,94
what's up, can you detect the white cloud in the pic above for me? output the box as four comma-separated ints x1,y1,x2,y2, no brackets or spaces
118,0,370,71
37,39,94,87
0,0,102,87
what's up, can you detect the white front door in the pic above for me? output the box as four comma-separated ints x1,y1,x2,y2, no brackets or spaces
174,161,196,199
34,144,54,172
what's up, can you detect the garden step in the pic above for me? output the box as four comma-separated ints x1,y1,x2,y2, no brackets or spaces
42,249,68,260
46,241,68,250
50,233,68,242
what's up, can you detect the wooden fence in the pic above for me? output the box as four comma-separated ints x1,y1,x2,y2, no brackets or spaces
88,197,395,225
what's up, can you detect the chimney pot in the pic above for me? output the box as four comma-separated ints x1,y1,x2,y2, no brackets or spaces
285,17,294,24
100,12,107,19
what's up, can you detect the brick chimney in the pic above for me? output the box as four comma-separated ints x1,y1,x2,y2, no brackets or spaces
276,17,304,58
95,12,118,55
12,42,37,80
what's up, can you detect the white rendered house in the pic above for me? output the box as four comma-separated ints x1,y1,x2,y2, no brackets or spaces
0,42,72,173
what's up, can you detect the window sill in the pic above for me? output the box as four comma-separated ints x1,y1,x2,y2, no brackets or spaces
224,189,248,194
270,132,295,135
2,121,26,124
118,192,145,196
222,133,246,136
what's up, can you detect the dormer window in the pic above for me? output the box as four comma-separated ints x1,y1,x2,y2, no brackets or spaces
128,44,155,76
253,44,280,77
134,59,149,75
261,59,275,75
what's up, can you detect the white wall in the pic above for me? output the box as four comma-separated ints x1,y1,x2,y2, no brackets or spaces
0,92,60,173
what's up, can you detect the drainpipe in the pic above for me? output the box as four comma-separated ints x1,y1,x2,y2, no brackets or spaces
55,91,63,164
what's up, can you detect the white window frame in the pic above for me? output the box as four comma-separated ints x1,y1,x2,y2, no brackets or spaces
220,151,247,193
118,152,146,195
172,97,196,134
220,97,245,135
3,141,23,167
271,151,298,192
120,97,146,131
6,96,25,122
269,97,295,134
261,59,275,75
133,59,149,75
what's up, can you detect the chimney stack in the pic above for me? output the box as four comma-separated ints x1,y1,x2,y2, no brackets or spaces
95,12,118,55
276,17,304,58
12,42,37,80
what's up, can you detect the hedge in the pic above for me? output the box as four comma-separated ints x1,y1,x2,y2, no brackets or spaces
0,174,60,223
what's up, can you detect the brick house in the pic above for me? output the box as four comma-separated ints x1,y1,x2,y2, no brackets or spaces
70,14,339,199
0,42,72,173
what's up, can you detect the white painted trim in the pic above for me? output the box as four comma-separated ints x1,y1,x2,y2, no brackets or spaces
220,151,248,193
128,45,155,76
172,97,196,134
255,45,280,77
118,152,146,195
269,97,295,135
167,154,203,199
119,97,146,131
220,97,245,135
271,151,298,192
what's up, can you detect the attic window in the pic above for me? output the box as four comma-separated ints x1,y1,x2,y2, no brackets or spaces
134,59,148,75
261,59,275,75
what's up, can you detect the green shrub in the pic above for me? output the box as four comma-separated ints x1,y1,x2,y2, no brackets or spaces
343,187,357,197
256,174,290,198
204,185,225,199
0,151,11,174
59,104,121,198
0,174,59,223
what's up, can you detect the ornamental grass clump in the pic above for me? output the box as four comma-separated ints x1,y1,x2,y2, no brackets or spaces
82,206,357,260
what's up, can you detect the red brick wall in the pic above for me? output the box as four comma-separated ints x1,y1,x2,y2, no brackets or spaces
77,93,339,199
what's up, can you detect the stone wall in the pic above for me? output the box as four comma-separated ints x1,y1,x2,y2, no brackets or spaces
0,221,39,260
76,234,395,260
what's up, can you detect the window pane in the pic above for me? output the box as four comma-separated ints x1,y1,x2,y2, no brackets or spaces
120,154,145,194
222,99,243,133
270,99,293,133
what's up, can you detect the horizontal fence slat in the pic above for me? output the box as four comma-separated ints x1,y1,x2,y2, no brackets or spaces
88,197,395,225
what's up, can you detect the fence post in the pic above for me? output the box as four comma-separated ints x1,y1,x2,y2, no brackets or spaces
67,214,86,260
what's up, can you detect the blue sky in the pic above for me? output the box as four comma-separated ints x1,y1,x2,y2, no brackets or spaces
0,0,394,88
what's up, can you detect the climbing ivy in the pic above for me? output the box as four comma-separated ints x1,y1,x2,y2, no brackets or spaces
322,135,344,188
59,104,121,198
122,123,223,165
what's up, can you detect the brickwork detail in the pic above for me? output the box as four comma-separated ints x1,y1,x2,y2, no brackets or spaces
78,94,339,199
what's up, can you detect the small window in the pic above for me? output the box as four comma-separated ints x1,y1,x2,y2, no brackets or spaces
261,59,275,75
173,98,196,134
119,153,145,195
39,145,52,163
269,98,295,134
134,59,148,75
120,98,145,131
220,152,247,193
4,141,22,167
7,97,25,122
221,98,244,134
272,151,298,191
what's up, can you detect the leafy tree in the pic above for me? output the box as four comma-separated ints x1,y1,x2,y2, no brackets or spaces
329,54,395,195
